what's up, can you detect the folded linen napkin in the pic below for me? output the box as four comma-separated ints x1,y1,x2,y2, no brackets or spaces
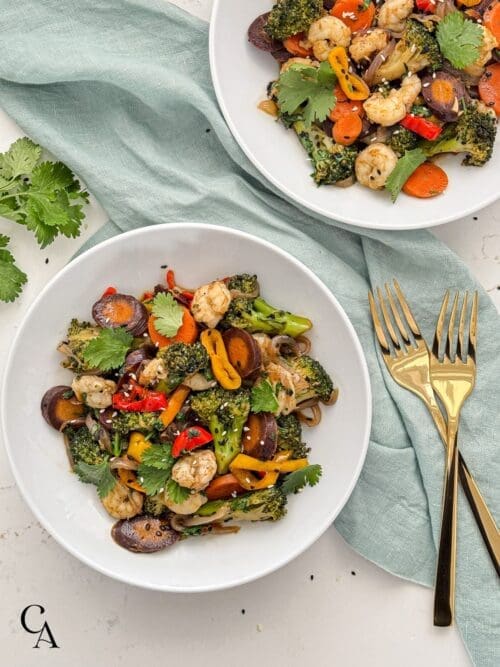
0,1,498,663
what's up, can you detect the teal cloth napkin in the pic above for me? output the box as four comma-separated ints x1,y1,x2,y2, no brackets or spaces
0,1,498,663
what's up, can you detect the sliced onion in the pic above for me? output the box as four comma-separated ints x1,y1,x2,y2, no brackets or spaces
361,125,392,145
323,387,340,405
296,404,322,427
85,412,100,436
98,426,112,452
435,0,457,18
57,417,86,432
210,523,240,535
363,39,396,87
62,431,76,469
110,456,139,471
295,335,311,355
409,13,441,26
271,335,299,356
335,175,356,188
183,373,217,391
171,507,230,529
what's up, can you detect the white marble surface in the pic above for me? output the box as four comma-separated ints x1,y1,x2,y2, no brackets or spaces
0,1,498,665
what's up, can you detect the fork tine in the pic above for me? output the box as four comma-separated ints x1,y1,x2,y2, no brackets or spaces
446,292,459,359
433,290,450,358
368,290,391,354
457,292,468,361
469,291,478,362
393,279,421,337
385,283,412,344
377,287,404,352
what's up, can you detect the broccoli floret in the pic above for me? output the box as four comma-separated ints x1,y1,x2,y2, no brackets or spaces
227,274,260,296
388,127,419,156
264,0,323,40
373,20,442,84
197,488,287,522
66,426,107,466
422,103,497,166
190,387,251,474
157,342,210,391
277,413,309,459
143,494,167,517
293,121,357,185
222,296,312,337
285,355,334,404
58,319,100,373
111,411,163,436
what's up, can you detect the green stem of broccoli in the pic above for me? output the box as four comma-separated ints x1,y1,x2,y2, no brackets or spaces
253,298,312,337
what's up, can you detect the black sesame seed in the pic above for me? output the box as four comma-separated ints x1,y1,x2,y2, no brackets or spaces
310,574,314,581
473,216,478,221
45,258,49,264
351,571,356,576
160,264,167,269
241,609,246,615
206,128,211,133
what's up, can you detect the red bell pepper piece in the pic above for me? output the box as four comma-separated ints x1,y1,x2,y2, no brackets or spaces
102,286,117,297
400,114,442,141
415,0,437,12
172,426,213,457
112,379,168,412
166,269,176,290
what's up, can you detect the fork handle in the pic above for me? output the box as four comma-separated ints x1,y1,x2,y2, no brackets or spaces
434,421,459,627
428,402,500,577
458,454,500,577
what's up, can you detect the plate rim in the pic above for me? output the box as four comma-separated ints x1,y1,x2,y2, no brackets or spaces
209,0,499,231
2,222,372,592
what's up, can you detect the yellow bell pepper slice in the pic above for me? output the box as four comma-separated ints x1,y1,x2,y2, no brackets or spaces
160,384,190,427
230,452,308,474
328,47,370,101
200,329,241,390
127,431,151,463
231,451,291,490
118,466,146,493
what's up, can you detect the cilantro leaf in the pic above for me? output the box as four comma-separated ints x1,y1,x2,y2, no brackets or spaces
0,235,27,302
385,149,427,202
251,379,279,414
437,13,483,70
166,478,191,504
0,138,41,180
140,443,174,471
281,464,322,495
82,327,133,371
151,291,184,337
74,460,116,499
277,62,336,128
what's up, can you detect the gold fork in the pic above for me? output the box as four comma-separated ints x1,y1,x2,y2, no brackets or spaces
368,283,499,582
430,292,477,626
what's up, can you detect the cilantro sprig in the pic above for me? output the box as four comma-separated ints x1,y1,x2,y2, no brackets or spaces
74,460,116,499
385,149,427,202
436,13,483,70
165,479,191,504
250,379,279,414
137,443,175,495
82,327,133,371
0,234,27,302
151,291,184,338
0,138,88,302
281,464,322,495
277,61,337,128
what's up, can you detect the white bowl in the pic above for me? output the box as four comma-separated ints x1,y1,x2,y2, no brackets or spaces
209,0,500,230
2,223,371,591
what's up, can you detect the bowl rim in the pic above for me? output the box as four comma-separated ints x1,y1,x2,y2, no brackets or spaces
209,0,500,231
1,222,372,592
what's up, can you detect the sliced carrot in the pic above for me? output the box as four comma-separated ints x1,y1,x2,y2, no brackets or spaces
329,99,364,122
332,112,363,145
118,467,146,494
402,162,448,198
484,1,500,45
479,63,500,116
334,83,348,103
160,384,190,427
430,78,456,106
147,307,198,348
283,32,313,57
205,474,246,501
330,0,376,33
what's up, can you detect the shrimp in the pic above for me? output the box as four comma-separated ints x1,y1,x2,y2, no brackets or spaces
377,0,413,33
349,28,389,64
71,375,117,409
355,143,398,190
171,450,217,492
464,27,498,77
101,481,143,519
307,16,351,61
363,74,421,126
191,280,231,329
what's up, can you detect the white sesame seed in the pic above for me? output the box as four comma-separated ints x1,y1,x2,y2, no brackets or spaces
243,426,250,432
423,82,430,87
105,419,112,424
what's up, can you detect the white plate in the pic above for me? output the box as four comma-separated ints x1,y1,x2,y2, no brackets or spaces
2,223,371,592
209,0,500,230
